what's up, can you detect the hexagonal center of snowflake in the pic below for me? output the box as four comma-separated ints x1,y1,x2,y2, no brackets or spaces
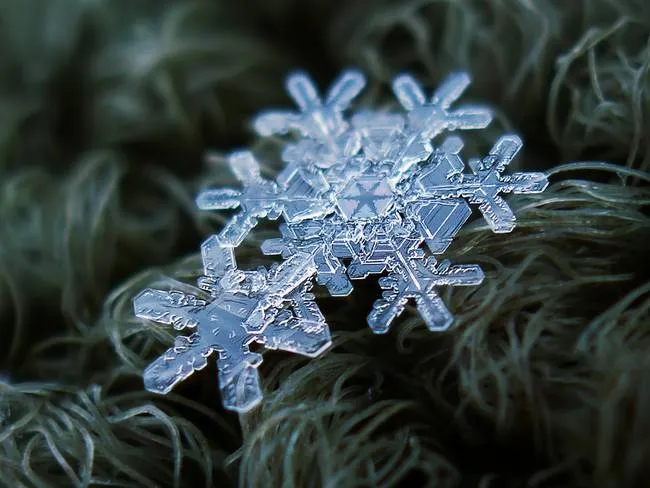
335,176,395,220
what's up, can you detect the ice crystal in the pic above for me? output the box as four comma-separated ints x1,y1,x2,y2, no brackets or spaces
134,70,548,412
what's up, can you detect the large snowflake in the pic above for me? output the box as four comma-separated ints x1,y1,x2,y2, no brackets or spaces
134,70,548,413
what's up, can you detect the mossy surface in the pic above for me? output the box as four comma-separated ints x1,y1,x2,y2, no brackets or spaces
1,1,649,487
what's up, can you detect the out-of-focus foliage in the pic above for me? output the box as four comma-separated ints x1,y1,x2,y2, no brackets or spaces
0,1,649,487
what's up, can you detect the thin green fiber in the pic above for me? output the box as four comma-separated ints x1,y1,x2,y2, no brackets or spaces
0,0,649,487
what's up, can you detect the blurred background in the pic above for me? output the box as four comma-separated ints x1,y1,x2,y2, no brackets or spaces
0,1,649,487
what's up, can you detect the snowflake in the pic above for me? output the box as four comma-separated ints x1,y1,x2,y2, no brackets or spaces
133,236,330,413
134,70,548,412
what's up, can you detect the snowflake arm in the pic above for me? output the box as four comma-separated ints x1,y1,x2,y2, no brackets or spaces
200,235,236,280
142,333,212,395
393,72,493,140
196,151,282,246
133,288,205,330
259,283,331,357
387,73,492,180
415,135,549,232
406,200,472,254
133,288,216,395
333,222,485,333
262,220,354,296
253,70,366,140
368,259,484,333
274,165,334,223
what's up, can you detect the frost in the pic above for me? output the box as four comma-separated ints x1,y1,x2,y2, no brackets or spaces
134,70,548,412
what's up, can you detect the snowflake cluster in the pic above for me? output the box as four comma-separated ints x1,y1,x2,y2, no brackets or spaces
133,70,548,413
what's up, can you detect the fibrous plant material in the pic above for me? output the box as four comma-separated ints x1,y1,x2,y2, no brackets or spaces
2,2,650,486
133,70,548,413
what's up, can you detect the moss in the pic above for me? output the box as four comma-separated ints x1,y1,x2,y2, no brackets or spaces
0,0,649,486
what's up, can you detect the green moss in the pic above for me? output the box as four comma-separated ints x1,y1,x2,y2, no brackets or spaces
0,1,649,486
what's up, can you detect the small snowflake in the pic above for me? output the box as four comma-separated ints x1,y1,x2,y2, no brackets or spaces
134,70,548,412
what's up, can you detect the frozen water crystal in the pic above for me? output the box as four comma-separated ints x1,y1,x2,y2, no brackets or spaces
134,70,548,412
